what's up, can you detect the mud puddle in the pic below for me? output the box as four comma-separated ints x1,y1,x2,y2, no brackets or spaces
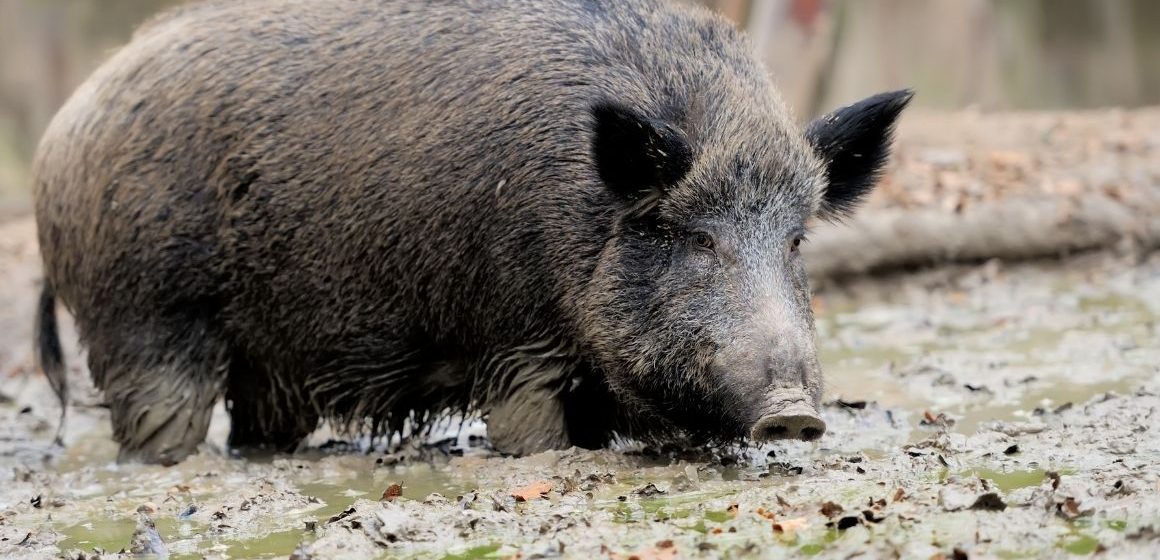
1,251,1158,559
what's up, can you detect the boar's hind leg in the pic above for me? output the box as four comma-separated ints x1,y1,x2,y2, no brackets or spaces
225,354,319,453
91,328,228,466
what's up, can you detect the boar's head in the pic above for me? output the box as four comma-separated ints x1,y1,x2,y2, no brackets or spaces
581,89,912,444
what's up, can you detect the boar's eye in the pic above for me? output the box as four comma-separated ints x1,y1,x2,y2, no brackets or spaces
689,230,716,252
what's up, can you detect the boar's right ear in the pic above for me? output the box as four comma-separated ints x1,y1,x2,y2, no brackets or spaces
806,89,913,219
591,101,693,202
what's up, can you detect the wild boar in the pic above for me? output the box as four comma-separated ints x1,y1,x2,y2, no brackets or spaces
33,0,911,464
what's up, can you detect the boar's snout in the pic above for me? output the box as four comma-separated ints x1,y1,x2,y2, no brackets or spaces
749,389,825,442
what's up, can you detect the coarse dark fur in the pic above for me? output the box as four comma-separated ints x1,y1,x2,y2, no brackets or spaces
33,0,911,464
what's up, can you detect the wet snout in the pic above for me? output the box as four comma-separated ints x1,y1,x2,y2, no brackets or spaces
750,388,825,442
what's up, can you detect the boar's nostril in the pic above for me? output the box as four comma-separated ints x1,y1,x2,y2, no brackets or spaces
764,425,788,438
750,406,826,442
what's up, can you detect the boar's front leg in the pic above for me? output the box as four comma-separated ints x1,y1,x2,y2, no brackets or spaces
484,355,620,455
486,380,572,456
482,347,584,456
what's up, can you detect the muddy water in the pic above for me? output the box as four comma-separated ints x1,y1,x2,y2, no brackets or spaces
2,253,1159,559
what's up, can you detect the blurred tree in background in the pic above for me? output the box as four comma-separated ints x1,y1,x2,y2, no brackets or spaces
2,0,1158,207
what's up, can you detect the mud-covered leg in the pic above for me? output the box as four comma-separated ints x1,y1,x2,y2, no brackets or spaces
226,353,318,453
90,329,228,466
486,381,572,456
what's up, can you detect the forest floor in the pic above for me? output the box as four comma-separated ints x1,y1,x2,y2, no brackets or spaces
0,108,1158,559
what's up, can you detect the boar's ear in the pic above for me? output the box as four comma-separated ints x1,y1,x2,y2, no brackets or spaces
591,101,693,201
806,89,913,219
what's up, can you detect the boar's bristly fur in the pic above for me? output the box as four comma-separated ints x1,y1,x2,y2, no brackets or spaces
33,0,910,464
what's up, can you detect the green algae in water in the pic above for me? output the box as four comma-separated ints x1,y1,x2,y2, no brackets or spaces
1058,533,1102,555
995,550,1037,559
57,518,139,553
612,502,635,523
59,518,310,560
652,507,693,522
686,518,709,534
443,543,502,560
799,529,842,556
1103,519,1128,532
958,468,1046,492
703,510,732,523
222,529,312,559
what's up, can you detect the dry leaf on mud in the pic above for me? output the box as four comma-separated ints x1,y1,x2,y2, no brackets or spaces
772,517,809,536
820,501,844,518
510,481,553,502
381,483,403,502
892,488,907,502
1056,497,1090,519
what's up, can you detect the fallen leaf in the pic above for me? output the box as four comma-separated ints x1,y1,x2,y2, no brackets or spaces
820,501,844,518
1056,497,1090,520
921,410,956,428
772,517,809,536
892,488,907,502
381,483,403,502
510,481,553,502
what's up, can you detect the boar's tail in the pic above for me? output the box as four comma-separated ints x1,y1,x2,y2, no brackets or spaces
35,285,67,444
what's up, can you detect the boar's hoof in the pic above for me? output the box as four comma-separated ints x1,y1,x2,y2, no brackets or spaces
750,401,826,442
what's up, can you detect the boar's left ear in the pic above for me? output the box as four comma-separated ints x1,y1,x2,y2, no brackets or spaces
591,100,693,202
806,89,913,219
